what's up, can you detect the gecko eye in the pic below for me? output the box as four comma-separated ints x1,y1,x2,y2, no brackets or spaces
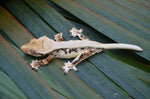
29,50,35,54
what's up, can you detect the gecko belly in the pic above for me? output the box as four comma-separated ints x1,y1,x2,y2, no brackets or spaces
53,48,84,59
52,47,102,59
56,52,79,58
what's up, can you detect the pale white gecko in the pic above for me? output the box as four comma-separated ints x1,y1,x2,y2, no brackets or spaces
21,26,143,75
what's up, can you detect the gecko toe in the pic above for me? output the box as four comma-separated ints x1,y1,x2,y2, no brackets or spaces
60,66,65,70
75,69,78,72
28,62,39,72
70,34,73,37
27,63,31,67
35,69,38,72
27,63,35,71
64,71,68,75
72,66,78,72
68,29,71,33
31,68,35,70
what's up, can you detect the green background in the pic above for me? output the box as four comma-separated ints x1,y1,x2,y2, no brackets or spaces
0,0,150,99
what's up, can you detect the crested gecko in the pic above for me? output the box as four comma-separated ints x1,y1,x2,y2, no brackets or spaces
21,26,143,75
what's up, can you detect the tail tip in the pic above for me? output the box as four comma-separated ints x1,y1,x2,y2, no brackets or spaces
136,47,143,52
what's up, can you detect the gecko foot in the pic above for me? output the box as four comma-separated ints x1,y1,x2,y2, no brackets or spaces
68,26,88,40
68,26,83,37
61,61,78,75
54,32,63,42
28,60,39,72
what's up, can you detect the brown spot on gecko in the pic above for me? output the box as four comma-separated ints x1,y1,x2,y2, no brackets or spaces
90,49,95,53
46,58,49,62
63,48,67,54
87,47,92,49
60,38,63,41
96,47,104,52
90,50,93,53
34,53,44,57
38,61,41,65
68,29,71,32
71,48,74,52
50,53,53,56
79,54,84,60
72,60,78,65
37,53,43,55
96,48,101,50
72,48,78,52
80,35,86,39
81,48,84,50
69,49,72,53
55,49,59,52
72,53,85,65
40,60,43,64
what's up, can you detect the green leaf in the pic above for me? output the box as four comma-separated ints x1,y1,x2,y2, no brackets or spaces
0,0,150,99
0,71,27,99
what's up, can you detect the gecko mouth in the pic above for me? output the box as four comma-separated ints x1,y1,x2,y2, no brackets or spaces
20,45,34,55
21,45,45,57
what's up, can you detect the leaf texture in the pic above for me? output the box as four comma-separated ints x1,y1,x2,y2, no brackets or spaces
0,0,150,99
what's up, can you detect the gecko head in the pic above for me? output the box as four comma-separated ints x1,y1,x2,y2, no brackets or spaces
21,38,44,57
21,36,54,57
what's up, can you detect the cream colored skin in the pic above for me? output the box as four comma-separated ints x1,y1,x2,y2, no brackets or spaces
21,26,143,75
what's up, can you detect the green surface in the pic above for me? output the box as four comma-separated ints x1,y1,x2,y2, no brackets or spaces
0,0,150,99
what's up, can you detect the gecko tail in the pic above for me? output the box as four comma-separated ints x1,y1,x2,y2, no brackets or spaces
101,43,143,51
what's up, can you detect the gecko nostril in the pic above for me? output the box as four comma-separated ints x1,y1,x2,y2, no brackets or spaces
21,45,25,50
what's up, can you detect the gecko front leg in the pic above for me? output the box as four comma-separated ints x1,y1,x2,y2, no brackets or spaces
29,54,54,71
68,26,89,40
61,49,101,75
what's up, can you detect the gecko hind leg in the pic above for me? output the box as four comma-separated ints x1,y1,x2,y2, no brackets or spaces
68,26,89,40
54,32,63,42
61,49,98,75
29,54,54,71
